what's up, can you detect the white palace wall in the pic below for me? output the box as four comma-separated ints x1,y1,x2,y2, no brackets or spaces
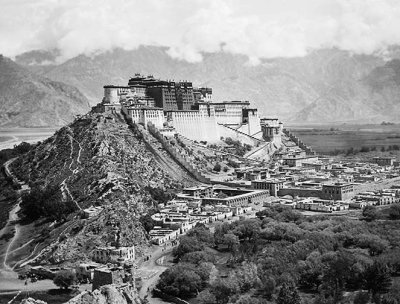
168,111,220,143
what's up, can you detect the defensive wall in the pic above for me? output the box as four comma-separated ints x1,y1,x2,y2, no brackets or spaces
177,134,263,164
283,129,316,155
244,142,275,161
147,122,212,184
218,124,265,146
168,111,220,143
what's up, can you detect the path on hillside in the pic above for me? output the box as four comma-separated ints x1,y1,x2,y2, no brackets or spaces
0,158,30,273
60,132,83,210
138,246,173,304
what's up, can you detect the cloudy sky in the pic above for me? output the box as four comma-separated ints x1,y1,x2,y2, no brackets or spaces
1,0,400,63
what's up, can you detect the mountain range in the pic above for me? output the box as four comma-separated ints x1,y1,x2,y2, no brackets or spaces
0,55,90,127
2,46,400,126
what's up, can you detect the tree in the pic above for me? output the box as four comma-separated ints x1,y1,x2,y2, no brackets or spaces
355,234,389,256
262,276,276,300
235,262,260,292
388,204,400,220
362,205,379,221
276,281,301,304
222,233,240,251
211,275,240,304
181,251,215,264
173,236,204,261
353,291,370,304
320,251,354,302
156,265,203,298
53,270,76,289
298,251,323,291
186,224,214,245
217,191,228,199
140,214,155,233
363,262,392,299
197,290,217,304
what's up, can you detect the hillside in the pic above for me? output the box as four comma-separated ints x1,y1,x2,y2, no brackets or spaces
0,55,89,127
1,111,197,267
16,46,400,123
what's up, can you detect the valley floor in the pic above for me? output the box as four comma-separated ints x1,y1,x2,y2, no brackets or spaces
0,128,57,150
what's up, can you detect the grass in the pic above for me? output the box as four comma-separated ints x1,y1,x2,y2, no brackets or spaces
288,124,400,153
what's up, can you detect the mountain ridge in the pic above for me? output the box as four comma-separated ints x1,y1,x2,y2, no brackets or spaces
13,46,400,124
0,55,90,127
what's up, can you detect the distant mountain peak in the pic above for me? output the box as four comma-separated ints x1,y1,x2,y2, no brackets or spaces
13,46,400,124
0,56,89,127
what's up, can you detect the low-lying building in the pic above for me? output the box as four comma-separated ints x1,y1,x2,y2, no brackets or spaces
296,198,349,212
92,246,135,264
83,206,103,218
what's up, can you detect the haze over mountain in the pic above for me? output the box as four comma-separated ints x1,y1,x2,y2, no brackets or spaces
15,46,400,124
0,55,90,127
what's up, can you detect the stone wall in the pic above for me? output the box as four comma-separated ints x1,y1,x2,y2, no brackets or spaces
169,111,221,143
283,129,316,155
218,124,265,146
147,122,212,184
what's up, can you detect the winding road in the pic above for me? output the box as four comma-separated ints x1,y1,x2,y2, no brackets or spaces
0,158,31,273
138,245,175,304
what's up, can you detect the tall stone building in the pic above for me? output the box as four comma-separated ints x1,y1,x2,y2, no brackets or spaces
175,81,195,110
127,74,195,111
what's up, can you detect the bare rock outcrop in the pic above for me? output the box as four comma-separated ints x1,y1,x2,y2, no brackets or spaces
20,298,47,304
66,285,142,304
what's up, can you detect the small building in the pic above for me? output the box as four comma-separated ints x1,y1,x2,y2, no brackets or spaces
182,185,214,198
321,183,354,201
76,263,102,282
373,157,395,167
92,265,133,291
92,246,135,264
251,179,284,196
83,206,103,218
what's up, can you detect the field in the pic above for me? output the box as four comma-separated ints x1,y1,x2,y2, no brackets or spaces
0,128,57,150
287,124,400,153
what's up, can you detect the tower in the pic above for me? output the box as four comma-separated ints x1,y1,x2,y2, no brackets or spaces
261,118,283,146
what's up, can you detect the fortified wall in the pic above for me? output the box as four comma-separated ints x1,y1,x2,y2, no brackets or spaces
218,124,265,146
147,122,212,184
166,111,220,143
283,129,316,155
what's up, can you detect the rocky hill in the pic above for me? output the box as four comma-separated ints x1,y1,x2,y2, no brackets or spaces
16,46,400,123
5,111,197,266
0,55,89,127
21,284,142,304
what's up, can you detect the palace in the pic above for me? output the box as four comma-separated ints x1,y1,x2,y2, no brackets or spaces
94,73,283,146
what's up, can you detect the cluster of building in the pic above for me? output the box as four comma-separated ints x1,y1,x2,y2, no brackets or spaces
148,185,263,244
233,145,400,212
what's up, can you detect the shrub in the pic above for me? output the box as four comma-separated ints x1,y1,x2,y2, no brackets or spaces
213,163,222,172
53,270,76,289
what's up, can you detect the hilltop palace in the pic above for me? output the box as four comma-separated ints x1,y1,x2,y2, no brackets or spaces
93,74,283,154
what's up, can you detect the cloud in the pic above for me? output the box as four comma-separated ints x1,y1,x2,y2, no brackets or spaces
1,0,400,63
